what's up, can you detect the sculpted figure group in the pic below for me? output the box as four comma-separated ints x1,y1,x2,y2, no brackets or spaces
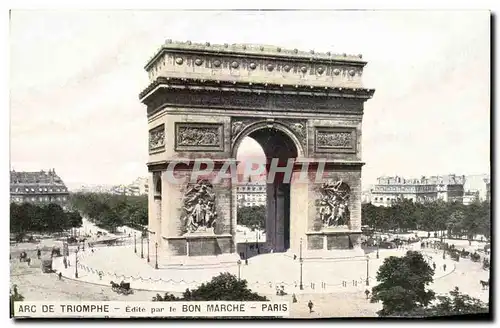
318,180,351,227
181,181,217,233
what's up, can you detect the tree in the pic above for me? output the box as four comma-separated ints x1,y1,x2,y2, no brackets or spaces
392,287,489,317
370,251,435,316
153,273,268,301
237,205,266,230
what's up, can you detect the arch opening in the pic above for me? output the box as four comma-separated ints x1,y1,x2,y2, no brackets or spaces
235,126,299,257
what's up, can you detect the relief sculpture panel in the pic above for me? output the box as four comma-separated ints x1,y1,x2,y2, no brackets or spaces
230,118,258,144
180,180,217,234
317,180,351,228
175,123,224,151
149,124,165,153
314,127,356,153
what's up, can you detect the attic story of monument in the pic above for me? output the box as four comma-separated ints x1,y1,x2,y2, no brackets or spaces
139,40,375,258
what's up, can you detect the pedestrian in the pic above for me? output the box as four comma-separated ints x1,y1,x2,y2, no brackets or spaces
37,249,41,259
308,300,314,313
433,262,436,270
365,289,370,299
27,258,31,266
443,264,447,271
293,254,297,260
292,294,297,303
99,272,103,280
58,272,62,280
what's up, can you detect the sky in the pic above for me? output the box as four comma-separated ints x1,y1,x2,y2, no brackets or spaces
9,10,490,190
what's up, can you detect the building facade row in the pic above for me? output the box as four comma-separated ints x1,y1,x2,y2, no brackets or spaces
10,169,69,208
370,174,466,207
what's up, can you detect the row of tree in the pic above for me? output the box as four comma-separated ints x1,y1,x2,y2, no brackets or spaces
69,192,148,232
362,199,491,239
10,203,82,238
237,205,266,230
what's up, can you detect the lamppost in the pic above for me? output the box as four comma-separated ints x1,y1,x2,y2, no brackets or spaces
376,236,380,259
237,260,241,280
134,233,137,254
256,229,260,254
146,230,150,263
155,242,159,270
245,239,248,262
74,249,79,279
141,232,144,259
366,255,370,286
299,238,304,290
441,235,445,260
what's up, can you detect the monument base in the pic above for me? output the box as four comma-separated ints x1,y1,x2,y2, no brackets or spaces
163,233,233,257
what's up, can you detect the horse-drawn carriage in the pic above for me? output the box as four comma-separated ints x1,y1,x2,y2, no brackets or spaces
19,252,28,262
51,247,61,257
110,281,133,295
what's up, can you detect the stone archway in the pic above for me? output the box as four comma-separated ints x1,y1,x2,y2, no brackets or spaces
232,124,301,252
140,41,375,259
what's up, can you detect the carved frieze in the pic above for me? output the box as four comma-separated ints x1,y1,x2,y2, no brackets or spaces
175,123,224,152
281,119,307,150
314,127,357,154
230,117,259,144
180,180,217,234
317,180,351,228
145,89,364,117
149,124,165,153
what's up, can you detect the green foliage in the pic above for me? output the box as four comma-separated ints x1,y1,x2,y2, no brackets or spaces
10,203,82,234
392,287,489,317
370,251,435,316
153,273,268,301
69,192,147,232
362,199,491,238
237,205,266,230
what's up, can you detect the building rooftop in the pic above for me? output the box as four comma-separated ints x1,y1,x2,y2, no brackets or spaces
11,169,66,185
145,40,366,70
376,174,466,186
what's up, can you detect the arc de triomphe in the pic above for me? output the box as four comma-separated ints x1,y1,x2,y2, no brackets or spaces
139,41,375,260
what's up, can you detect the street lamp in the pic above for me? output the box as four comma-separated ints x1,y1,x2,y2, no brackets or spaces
366,255,370,286
134,233,137,254
237,260,242,280
376,236,380,259
74,249,79,279
245,239,248,262
299,238,304,290
141,232,144,259
147,231,150,263
441,235,446,260
256,229,260,254
155,242,159,270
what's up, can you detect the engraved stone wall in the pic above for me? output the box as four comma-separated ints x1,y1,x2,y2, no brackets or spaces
314,127,356,153
149,124,165,153
175,123,224,151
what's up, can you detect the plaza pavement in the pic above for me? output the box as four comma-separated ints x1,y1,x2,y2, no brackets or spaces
53,240,462,296
11,232,490,318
